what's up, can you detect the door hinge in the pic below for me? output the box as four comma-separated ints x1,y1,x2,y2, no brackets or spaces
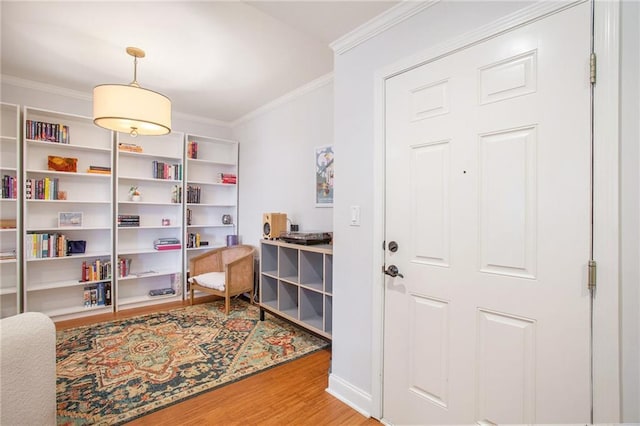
588,260,597,290
590,53,597,85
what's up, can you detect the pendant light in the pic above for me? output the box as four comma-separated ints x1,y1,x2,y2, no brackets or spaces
93,47,171,136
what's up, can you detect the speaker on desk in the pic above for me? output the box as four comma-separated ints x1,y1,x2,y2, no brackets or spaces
263,213,287,239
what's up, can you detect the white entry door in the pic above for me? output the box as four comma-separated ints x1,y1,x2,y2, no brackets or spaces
383,3,592,424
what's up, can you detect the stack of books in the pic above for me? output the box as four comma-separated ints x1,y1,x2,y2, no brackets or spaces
153,238,181,251
87,165,111,175
218,173,237,184
117,214,140,227
118,142,143,153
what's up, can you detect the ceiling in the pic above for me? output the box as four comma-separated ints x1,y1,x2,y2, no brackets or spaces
0,1,399,124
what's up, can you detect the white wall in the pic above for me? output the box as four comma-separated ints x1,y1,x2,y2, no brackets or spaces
620,0,640,421
330,0,639,419
232,76,334,247
0,79,233,139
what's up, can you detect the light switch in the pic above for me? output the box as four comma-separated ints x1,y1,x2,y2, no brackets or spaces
350,206,360,226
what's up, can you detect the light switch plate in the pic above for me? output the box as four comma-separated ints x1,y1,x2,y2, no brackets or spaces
350,206,360,226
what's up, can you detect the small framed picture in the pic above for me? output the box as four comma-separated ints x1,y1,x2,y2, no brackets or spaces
58,212,83,228
315,145,334,207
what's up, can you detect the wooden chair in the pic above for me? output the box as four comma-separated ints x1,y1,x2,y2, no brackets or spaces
188,245,255,314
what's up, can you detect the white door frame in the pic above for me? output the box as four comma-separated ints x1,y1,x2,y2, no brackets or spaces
371,0,620,421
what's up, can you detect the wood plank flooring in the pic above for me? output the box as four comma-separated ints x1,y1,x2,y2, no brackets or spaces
56,299,379,425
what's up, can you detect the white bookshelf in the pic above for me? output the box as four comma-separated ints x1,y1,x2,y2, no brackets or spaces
0,103,20,318
22,106,114,321
184,134,238,299
115,132,184,310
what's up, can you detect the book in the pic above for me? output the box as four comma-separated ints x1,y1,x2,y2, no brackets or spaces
118,143,143,153
154,244,182,251
105,282,112,306
149,288,176,297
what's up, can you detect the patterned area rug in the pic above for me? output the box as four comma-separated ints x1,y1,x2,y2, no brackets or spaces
56,299,329,425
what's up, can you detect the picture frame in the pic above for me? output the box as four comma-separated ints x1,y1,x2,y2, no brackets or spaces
58,212,83,228
315,145,334,207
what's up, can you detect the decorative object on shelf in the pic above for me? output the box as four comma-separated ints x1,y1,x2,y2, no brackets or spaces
222,214,232,225
66,240,86,255
93,46,171,137
226,234,238,247
315,145,334,207
58,212,83,228
162,218,171,226
47,155,78,173
128,186,141,202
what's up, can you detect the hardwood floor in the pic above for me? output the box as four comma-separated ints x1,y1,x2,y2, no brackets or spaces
56,299,379,426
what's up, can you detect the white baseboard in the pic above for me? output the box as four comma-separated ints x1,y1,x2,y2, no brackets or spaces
326,373,373,418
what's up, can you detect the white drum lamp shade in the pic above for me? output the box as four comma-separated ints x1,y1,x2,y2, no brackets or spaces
93,84,171,136
93,47,171,136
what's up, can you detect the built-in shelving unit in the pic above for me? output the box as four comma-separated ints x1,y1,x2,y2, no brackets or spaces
22,106,114,321
260,240,332,339
115,132,184,310
5,102,242,322
0,103,20,318
184,134,238,300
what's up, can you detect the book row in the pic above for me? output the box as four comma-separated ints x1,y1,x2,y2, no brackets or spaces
84,282,112,307
2,175,17,199
186,185,202,204
25,177,61,200
80,259,111,282
117,257,133,278
152,160,182,180
25,120,70,144
187,232,202,248
25,233,69,259
171,185,182,204
187,141,198,159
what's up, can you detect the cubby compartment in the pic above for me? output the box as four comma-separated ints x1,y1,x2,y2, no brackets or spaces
324,296,332,335
261,275,278,309
300,288,323,331
261,243,278,276
300,250,323,291
325,254,333,294
278,246,298,282
278,281,298,318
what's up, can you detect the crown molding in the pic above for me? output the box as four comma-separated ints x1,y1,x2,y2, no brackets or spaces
173,111,231,128
330,0,439,55
231,72,334,128
1,74,91,101
1,74,233,128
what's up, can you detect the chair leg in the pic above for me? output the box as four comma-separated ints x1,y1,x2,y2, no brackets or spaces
225,296,230,315
190,287,194,305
